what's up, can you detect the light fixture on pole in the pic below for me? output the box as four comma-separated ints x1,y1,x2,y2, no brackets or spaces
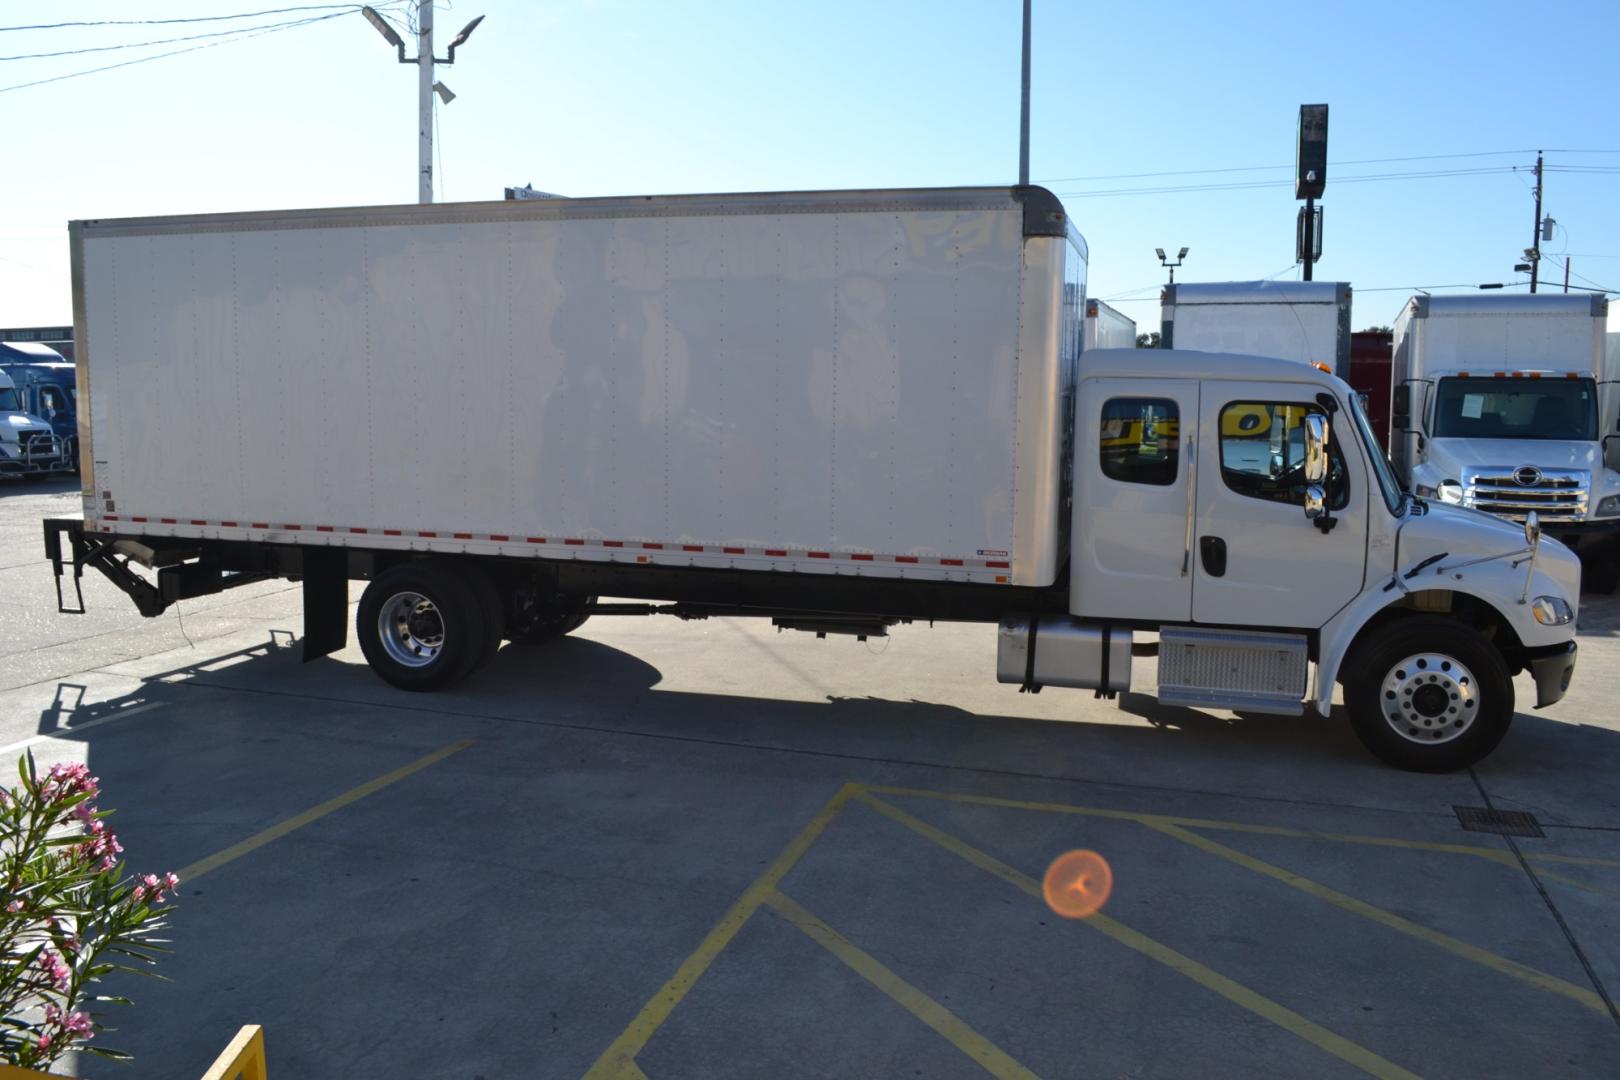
361,3,485,205
1157,246,1188,284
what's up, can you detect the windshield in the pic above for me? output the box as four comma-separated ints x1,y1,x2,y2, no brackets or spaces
1432,376,1597,441
0,388,21,412
1350,393,1402,514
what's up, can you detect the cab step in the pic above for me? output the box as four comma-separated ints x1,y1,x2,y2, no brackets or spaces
1156,626,1308,716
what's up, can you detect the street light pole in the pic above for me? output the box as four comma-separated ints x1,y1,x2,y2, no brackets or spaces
1018,0,1031,186
417,0,434,203
362,4,485,205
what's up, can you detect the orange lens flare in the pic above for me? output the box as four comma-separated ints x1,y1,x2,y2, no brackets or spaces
1042,850,1113,919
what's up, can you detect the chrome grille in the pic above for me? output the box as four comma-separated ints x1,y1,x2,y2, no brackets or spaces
1463,466,1588,523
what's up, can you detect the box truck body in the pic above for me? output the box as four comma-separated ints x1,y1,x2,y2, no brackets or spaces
1083,298,1136,351
1161,280,1352,379
45,187,1583,773
1389,293,1619,590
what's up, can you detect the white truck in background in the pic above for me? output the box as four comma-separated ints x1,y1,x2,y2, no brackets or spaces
1389,293,1620,592
1161,280,1353,378
1084,298,1136,350
44,186,1582,772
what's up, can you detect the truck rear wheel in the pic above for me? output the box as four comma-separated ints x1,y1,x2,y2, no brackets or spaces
357,562,489,690
1343,616,1514,772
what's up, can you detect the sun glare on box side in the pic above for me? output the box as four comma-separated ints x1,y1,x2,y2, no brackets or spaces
1042,850,1113,919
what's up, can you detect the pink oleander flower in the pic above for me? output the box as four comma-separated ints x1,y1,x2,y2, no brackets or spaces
36,949,70,992
71,801,97,826
4,900,21,913
43,1004,60,1026
39,762,98,805
36,1033,50,1052
62,1012,92,1039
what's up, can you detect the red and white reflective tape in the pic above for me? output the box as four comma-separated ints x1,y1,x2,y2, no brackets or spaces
90,516,1012,570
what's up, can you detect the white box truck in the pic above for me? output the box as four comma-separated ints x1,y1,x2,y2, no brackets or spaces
1161,280,1352,378
1389,293,1619,592
45,186,1582,771
1084,298,1136,351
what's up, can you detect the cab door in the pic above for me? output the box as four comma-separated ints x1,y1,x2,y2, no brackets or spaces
1072,378,1200,621
1191,381,1367,628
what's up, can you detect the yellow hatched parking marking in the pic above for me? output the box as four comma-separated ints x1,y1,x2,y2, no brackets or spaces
764,891,1041,1080
1138,819,1610,1016
581,783,859,1080
178,738,473,883
856,792,1421,1080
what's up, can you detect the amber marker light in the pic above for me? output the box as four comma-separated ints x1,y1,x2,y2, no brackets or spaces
1042,850,1113,919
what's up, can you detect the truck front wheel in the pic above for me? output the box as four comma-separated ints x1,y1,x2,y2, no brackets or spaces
357,562,489,690
1343,616,1514,772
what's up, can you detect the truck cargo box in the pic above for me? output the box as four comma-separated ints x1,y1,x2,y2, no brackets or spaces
73,187,1085,587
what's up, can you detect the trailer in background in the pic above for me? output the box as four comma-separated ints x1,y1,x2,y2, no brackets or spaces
1083,298,1136,351
1349,329,1393,447
1160,280,1352,380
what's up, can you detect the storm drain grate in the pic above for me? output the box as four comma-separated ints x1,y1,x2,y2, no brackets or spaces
1454,806,1544,838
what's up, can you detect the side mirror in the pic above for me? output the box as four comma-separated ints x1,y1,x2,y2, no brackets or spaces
1304,485,1326,521
1303,413,1329,484
1524,510,1541,549
1391,384,1411,430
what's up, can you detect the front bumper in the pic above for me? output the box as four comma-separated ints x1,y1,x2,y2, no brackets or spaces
1527,641,1577,709
0,434,68,475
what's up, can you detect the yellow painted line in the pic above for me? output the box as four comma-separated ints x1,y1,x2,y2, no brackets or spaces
583,783,859,1080
1530,867,1620,900
1140,819,1610,1016
856,793,1421,1080
863,784,1620,870
178,739,473,883
765,891,1041,1080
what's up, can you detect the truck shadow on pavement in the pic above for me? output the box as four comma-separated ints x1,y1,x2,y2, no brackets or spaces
0,477,79,498
30,626,1620,817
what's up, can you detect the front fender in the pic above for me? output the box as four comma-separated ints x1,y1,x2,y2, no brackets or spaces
1314,565,1574,715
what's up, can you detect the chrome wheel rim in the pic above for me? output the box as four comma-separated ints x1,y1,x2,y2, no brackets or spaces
377,591,444,668
1380,652,1478,745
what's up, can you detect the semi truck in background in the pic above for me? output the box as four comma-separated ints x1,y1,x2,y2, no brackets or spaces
1084,298,1136,350
0,341,79,471
1390,293,1619,592
1160,280,1352,379
0,368,70,479
42,186,1582,772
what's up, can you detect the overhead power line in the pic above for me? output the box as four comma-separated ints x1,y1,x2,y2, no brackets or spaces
0,16,359,61
0,9,369,94
0,4,367,32
1054,165,1514,199
1040,149,1534,185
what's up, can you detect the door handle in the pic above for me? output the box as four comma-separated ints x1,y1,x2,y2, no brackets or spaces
1200,535,1227,577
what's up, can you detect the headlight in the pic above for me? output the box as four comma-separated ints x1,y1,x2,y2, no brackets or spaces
1532,595,1574,626
1597,495,1620,518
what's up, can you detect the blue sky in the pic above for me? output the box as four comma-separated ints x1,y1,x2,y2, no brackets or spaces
3,0,1617,331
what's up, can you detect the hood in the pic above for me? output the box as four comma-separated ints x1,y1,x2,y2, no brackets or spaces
6,413,52,434
1397,500,1582,601
1427,436,1601,473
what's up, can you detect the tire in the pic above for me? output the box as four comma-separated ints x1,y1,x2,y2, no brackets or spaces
1580,557,1619,596
1342,616,1514,772
356,561,487,691
510,595,595,645
457,563,505,673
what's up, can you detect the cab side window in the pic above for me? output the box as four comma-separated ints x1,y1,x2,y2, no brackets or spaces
1099,397,1179,486
1219,401,1347,508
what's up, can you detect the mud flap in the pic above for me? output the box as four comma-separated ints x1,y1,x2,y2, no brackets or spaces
302,548,349,662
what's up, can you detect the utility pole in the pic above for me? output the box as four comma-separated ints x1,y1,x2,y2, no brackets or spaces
1529,150,1543,293
1018,0,1031,186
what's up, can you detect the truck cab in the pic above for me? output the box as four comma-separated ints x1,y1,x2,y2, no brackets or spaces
1059,348,1581,770
1390,294,1620,592
0,369,68,478
0,344,78,471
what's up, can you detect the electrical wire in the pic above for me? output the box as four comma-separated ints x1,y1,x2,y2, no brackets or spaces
0,5,368,32
1039,149,1534,185
0,14,372,61
0,9,365,94
1053,165,1515,199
